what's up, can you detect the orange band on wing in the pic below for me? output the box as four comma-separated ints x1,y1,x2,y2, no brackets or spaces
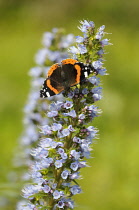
47,64,59,77
74,64,81,83
61,59,78,65
46,80,59,94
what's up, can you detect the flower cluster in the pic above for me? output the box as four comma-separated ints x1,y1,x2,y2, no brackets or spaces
21,20,110,210
24,28,74,146
21,102,99,209
14,29,74,169
14,29,74,210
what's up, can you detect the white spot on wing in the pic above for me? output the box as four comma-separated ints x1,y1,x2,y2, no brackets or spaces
84,72,88,77
46,92,50,97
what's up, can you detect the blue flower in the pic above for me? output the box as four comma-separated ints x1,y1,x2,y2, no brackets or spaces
66,198,74,209
31,147,49,159
58,148,68,159
74,88,80,94
87,105,99,119
68,125,75,132
95,25,105,40
97,68,107,75
76,36,84,43
73,136,81,143
49,103,58,111
97,49,104,55
57,148,65,154
40,138,53,148
82,88,89,95
63,110,77,118
16,201,36,210
70,185,82,195
47,110,58,117
32,162,42,171
29,67,42,77
35,48,50,65
42,185,51,193
70,150,81,160
78,161,87,168
70,161,79,171
88,76,100,86
52,123,62,131
101,38,109,46
70,172,80,180
93,93,102,101
69,46,79,54
48,51,61,62
50,140,58,148
39,125,52,135
78,114,85,120
78,44,87,54
61,128,70,137
92,86,102,93
54,159,63,168
64,101,73,109
87,126,98,140
42,32,54,47
80,142,91,158
40,158,53,168
91,87,102,101
25,203,36,210
57,142,64,148
61,170,69,179
92,60,103,69
53,190,61,199
68,90,75,98
99,25,105,31
79,20,95,33
49,101,63,111
22,184,42,199
61,152,68,160
31,171,42,180
52,183,57,189
60,34,75,48
57,200,65,208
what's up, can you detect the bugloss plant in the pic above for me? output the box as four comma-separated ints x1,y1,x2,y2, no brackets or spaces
20,20,110,210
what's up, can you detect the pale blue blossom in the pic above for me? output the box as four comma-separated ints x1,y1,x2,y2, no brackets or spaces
35,48,50,65
55,159,63,168
47,110,58,117
70,161,79,171
76,36,84,43
42,185,51,193
101,38,109,46
63,101,73,109
61,170,69,179
70,185,82,195
42,32,54,47
53,190,61,199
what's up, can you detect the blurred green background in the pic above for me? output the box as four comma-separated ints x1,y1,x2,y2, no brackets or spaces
0,0,139,209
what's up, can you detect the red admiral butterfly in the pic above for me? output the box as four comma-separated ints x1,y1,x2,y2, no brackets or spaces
40,59,94,98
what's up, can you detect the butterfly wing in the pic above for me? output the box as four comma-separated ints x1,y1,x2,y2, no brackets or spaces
40,59,94,98
40,64,65,98
40,78,65,98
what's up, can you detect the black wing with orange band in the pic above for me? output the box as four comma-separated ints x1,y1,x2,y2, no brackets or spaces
40,58,95,98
